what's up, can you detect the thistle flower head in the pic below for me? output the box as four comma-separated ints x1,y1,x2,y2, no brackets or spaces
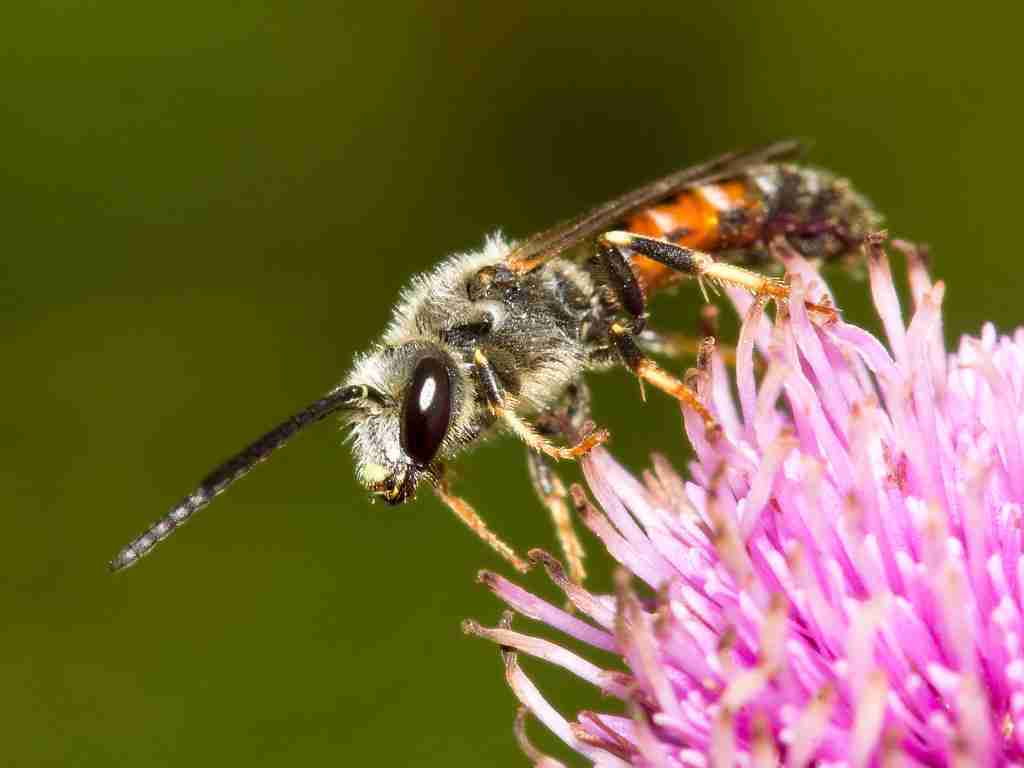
467,236,1024,766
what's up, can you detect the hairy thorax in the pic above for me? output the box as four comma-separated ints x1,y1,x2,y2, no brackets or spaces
384,236,595,416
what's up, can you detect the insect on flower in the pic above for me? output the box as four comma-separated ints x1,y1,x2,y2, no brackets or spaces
109,140,880,580
467,236,1024,766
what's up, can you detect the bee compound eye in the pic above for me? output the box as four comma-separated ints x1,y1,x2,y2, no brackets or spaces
400,356,452,466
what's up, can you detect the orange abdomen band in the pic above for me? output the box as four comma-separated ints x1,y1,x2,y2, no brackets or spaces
624,179,765,296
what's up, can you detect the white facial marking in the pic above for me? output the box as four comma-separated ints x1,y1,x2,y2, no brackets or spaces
361,463,390,484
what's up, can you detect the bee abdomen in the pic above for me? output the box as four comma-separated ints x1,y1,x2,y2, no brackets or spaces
623,164,880,296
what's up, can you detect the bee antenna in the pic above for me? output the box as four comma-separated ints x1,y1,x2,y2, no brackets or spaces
108,384,381,573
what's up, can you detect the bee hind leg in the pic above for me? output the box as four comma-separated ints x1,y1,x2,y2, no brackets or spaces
598,230,836,320
595,233,649,332
592,236,722,437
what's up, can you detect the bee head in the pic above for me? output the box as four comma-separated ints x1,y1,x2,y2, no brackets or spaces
343,341,472,504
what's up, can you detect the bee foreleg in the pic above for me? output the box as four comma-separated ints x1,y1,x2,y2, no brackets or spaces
609,322,721,440
472,349,608,460
435,477,530,573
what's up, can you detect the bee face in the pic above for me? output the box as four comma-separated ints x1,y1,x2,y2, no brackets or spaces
345,341,471,504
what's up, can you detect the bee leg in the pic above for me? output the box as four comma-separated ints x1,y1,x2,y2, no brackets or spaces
637,305,738,366
472,349,609,460
595,234,648,332
525,381,593,588
595,233,736,367
598,231,836,319
526,450,586,587
435,476,530,573
639,329,737,365
609,321,721,440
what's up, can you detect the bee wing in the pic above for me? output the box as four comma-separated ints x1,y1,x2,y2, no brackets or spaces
506,139,805,269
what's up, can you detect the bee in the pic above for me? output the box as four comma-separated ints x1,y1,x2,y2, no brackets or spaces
109,140,879,581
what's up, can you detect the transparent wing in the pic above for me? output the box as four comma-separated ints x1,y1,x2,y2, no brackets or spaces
506,139,804,270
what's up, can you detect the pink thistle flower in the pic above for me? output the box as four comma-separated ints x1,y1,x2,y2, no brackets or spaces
465,235,1024,766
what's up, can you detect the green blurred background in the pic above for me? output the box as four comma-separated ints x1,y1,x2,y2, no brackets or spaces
4,2,1019,765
